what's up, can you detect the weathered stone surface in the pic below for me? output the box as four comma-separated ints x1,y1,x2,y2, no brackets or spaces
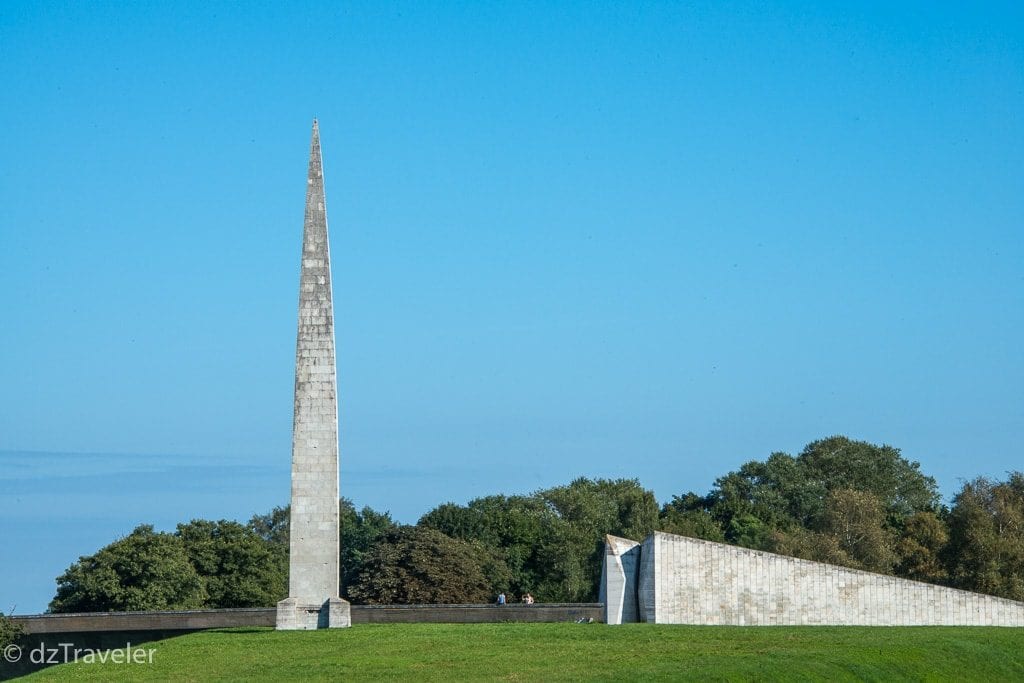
276,598,351,630
276,120,350,629
623,531,1024,626
599,535,640,625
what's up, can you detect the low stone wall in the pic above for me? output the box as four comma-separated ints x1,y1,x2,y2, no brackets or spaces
12,608,275,634
354,603,600,624
11,603,602,634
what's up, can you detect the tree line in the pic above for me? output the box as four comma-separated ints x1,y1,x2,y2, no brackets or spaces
46,435,1024,613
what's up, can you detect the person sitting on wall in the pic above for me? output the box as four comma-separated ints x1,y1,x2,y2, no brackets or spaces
523,593,535,604
497,592,506,605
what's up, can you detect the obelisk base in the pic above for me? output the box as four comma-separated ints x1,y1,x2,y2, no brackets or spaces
276,597,351,630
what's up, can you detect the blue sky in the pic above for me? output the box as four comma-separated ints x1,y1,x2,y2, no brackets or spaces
1,2,1021,614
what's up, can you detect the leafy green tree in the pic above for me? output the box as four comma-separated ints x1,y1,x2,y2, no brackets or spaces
470,540,516,597
49,525,206,613
419,480,658,603
711,452,824,535
797,436,940,520
529,516,596,602
340,499,396,596
895,510,949,583
659,493,725,541
346,526,496,604
420,494,564,599
681,437,939,556
946,473,1024,601
815,488,896,573
768,527,850,567
685,452,827,548
419,502,488,541
539,478,659,601
177,519,287,607
542,478,659,543
728,513,774,550
0,613,23,650
248,505,289,547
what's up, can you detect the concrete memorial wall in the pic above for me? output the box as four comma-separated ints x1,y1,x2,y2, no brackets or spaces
604,531,1024,626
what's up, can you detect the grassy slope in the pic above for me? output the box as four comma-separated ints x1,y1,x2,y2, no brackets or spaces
25,624,1024,682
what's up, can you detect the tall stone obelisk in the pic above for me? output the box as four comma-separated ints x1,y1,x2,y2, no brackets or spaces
276,120,351,629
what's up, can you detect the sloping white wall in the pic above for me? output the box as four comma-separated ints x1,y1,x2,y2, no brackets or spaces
633,531,1024,626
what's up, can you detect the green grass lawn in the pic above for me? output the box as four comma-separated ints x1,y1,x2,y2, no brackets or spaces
22,623,1024,682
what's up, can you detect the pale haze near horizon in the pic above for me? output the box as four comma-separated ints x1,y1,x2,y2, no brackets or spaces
1,2,1021,614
